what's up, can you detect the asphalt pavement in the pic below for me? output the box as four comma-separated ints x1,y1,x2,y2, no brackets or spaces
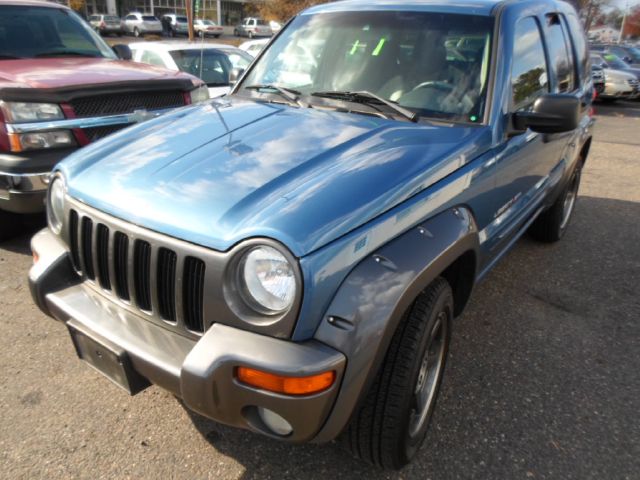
1,102,639,479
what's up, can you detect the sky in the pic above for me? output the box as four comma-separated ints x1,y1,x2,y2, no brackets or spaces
611,0,640,9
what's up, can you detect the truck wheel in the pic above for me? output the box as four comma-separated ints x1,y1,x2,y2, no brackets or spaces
529,160,583,243
341,277,453,469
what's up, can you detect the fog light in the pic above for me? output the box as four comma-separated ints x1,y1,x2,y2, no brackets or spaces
257,407,293,436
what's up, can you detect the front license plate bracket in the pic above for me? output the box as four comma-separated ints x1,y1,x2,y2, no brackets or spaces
67,319,150,395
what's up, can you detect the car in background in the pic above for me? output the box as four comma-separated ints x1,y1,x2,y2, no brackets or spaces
122,12,162,37
0,0,208,236
590,53,639,101
88,14,123,36
161,14,189,37
591,43,640,67
591,64,605,98
269,20,282,34
233,17,272,38
130,42,252,97
239,38,269,57
194,19,223,38
590,51,640,81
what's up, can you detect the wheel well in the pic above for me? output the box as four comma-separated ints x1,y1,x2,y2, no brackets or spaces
440,250,476,317
580,137,592,165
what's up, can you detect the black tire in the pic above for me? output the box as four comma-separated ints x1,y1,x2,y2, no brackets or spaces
233,29,239,36
214,34,220,38
0,209,25,242
529,160,583,243
341,277,453,469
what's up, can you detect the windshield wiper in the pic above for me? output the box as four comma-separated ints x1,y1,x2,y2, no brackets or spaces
310,90,418,122
35,51,101,58
244,84,306,107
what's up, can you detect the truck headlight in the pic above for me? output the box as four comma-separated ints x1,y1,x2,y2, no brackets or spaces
47,176,66,234
0,102,64,123
11,130,77,152
239,246,296,314
189,84,210,104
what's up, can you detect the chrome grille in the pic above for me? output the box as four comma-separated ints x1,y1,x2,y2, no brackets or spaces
70,91,185,118
68,208,206,334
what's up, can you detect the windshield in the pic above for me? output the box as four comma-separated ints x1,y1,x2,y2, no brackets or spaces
602,53,629,69
105,16,120,22
176,16,188,23
170,49,251,86
0,5,117,59
238,11,494,123
625,47,640,62
142,16,158,22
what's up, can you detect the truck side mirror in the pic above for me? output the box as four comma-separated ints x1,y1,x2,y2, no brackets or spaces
512,94,580,135
229,68,245,85
112,44,132,61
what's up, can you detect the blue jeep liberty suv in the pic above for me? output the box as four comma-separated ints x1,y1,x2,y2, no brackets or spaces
29,0,594,469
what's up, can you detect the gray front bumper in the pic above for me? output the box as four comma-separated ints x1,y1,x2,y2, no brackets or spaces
29,229,346,443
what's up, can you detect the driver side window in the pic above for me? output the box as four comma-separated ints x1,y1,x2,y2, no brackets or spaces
511,17,549,111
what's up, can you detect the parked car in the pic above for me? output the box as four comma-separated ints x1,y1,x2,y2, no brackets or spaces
0,0,209,237
591,64,605,98
590,52,640,101
161,14,189,37
591,43,640,67
269,20,282,34
233,17,272,38
238,38,269,57
194,19,223,38
122,12,162,37
130,42,252,97
88,14,123,36
30,0,594,470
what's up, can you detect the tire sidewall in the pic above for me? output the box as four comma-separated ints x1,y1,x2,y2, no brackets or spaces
558,163,583,239
398,287,453,464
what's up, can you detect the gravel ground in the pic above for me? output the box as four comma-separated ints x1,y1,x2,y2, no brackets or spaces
1,102,639,479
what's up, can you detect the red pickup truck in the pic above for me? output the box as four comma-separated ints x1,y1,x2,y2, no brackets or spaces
0,0,208,238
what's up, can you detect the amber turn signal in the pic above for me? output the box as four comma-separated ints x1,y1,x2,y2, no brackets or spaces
236,367,336,396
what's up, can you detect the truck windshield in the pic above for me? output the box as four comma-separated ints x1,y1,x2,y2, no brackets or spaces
0,5,117,60
238,11,494,123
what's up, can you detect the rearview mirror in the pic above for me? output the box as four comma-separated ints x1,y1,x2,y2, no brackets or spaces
229,68,245,85
112,44,132,61
512,94,580,135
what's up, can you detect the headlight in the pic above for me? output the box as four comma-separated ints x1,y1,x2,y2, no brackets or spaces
47,176,66,234
12,130,77,152
189,84,210,104
0,102,64,123
239,246,296,314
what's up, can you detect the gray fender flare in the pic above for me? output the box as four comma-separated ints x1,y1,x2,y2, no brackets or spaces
312,207,479,443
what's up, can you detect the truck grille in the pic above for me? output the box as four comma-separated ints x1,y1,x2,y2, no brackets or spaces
70,91,186,118
68,208,206,334
83,125,128,142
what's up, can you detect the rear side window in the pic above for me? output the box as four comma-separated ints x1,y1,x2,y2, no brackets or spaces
544,14,575,93
564,13,589,79
140,50,165,67
511,17,549,110
142,16,157,21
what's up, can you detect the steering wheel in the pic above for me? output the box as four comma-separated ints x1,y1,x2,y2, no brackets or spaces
411,81,454,93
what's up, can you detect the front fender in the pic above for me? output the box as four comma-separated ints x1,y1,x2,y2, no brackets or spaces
312,207,478,443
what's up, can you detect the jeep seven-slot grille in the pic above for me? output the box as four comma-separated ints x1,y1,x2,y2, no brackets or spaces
70,91,186,118
68,209,206,334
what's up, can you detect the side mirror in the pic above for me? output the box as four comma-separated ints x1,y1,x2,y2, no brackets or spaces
112,44,132,61
229,68,245,85
512,94,580,135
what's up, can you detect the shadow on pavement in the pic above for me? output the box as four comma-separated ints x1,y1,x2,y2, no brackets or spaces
0,213,45,256
593,100,640,118
182,195,640,479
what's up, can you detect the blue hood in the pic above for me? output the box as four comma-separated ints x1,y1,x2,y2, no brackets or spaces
59,98,491,256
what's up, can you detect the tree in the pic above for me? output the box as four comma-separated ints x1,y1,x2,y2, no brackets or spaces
623,5,640,38
258,0,330,22
68,0,86,13
567,0,611,30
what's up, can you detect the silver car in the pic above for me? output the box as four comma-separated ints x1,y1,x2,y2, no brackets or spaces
233,17,272,38
123,12,162,37
88,14,123,36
